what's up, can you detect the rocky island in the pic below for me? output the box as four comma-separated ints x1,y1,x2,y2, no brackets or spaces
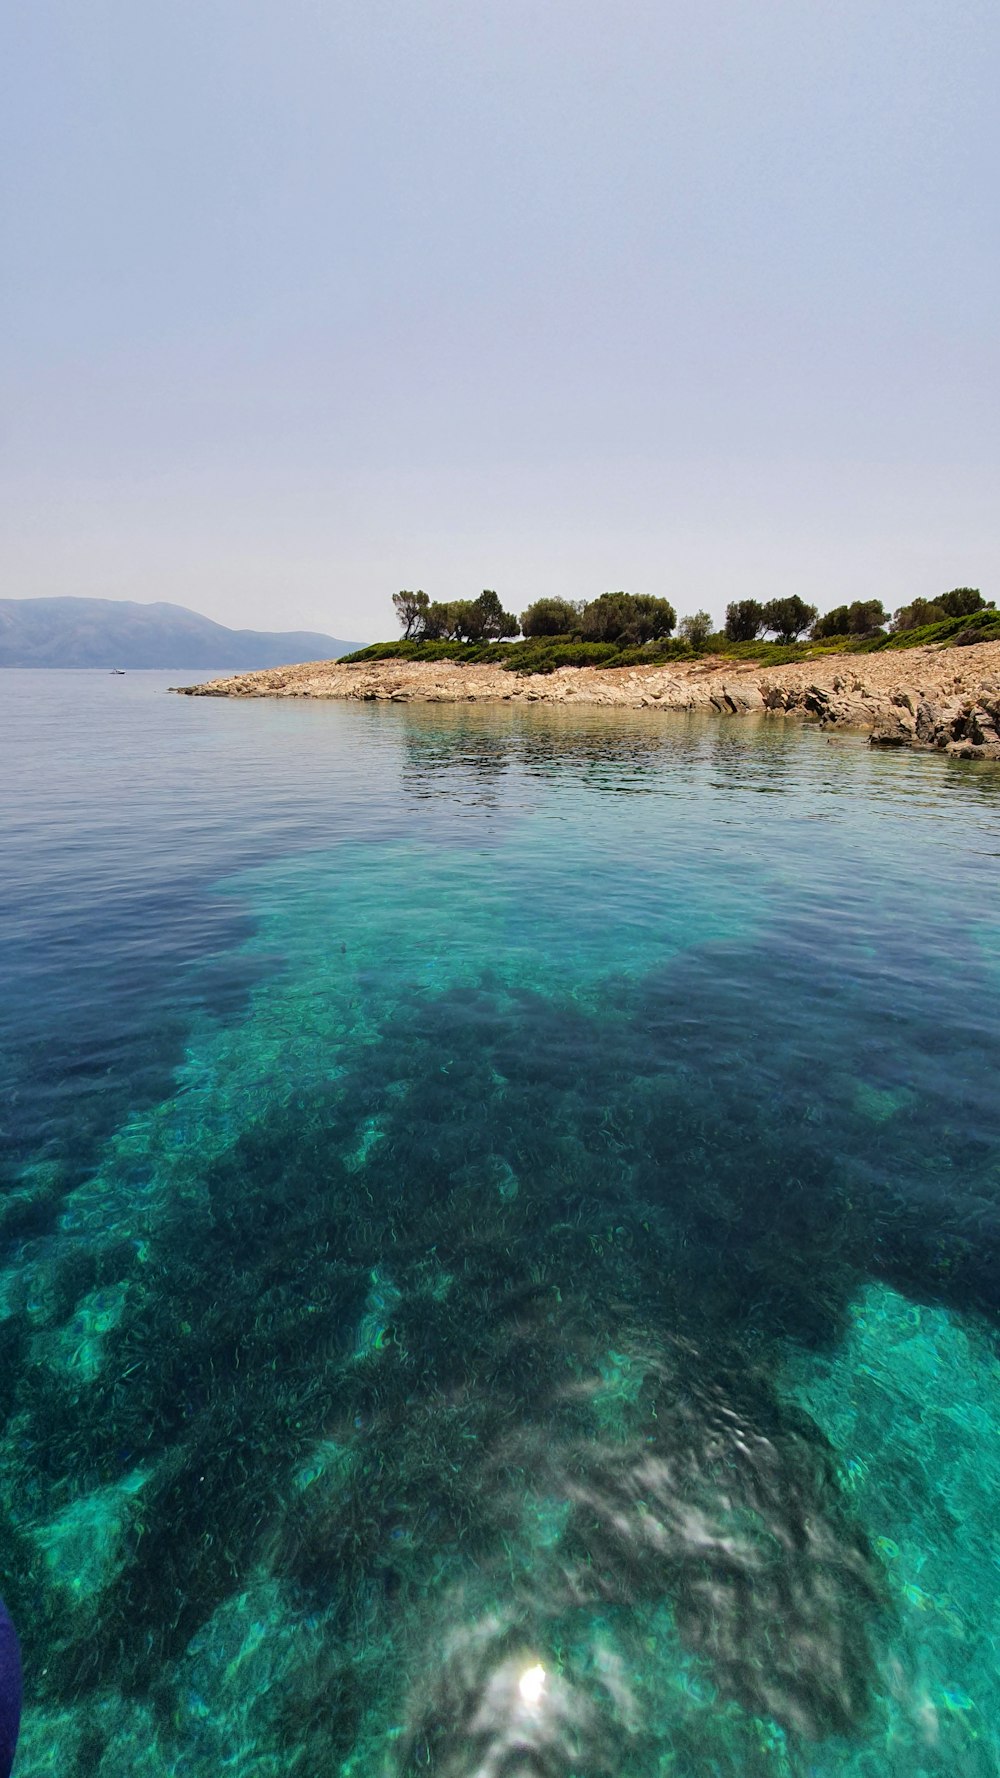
175,639,1000,759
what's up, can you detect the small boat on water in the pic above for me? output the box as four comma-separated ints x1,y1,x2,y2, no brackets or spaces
110,668,126,675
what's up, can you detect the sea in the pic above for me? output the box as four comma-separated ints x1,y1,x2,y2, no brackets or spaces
1,667,999,1778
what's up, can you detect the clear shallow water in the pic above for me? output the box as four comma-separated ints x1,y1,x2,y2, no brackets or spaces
2,669,1000,1777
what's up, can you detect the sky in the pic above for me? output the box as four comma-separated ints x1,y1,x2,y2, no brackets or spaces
2,0,998,642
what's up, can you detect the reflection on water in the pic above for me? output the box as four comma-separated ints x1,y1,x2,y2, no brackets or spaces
398,705,798,805
395,1327,884,1778
395,697,1000,801
1,675,999,1777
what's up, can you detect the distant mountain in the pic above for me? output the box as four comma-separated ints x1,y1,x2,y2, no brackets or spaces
0,597,358,669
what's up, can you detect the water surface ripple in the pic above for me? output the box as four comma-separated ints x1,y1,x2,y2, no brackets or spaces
2,670,999,1778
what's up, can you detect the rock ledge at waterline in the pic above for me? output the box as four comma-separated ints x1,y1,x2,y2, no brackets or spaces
174,641,1000,759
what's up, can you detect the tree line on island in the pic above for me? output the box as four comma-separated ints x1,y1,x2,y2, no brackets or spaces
387,585,994,650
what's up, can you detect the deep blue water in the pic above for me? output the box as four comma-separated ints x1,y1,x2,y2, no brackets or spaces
2,669,1000,1778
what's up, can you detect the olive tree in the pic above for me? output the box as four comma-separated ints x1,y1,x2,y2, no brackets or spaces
392,590,430,639
579,592,676,644
470,590,520,640
724,600,765,642
762,596,818,644
520,598,581,637
678,611,714,649
420,591,519,642
812,600,887,639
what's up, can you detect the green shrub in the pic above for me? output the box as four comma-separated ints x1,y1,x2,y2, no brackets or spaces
952,614,1000,646
874,610,1000,651
608,639,696,667
340,639,468,663
891,590,992,634
502,640,622,673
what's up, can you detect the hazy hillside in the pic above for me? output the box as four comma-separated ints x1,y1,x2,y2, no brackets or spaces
0,597,357,669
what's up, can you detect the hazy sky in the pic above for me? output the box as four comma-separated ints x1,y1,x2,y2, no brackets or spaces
3,1,997,640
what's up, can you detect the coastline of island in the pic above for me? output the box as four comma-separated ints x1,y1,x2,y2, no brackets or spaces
174,639,1000,759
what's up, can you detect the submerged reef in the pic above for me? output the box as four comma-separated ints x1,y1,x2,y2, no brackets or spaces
2,929,999,1775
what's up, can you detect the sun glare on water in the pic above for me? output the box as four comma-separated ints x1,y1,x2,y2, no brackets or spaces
518,1664,547,1708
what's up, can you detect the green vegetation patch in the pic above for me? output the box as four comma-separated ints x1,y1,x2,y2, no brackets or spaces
343,611,1000,677
865,610,1000,651
339,637,687,674
352,583,998,672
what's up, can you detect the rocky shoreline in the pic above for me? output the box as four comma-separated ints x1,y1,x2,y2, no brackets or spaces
175,640,1000,759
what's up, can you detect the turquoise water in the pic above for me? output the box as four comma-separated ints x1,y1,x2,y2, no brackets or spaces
2,670,1000,1777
